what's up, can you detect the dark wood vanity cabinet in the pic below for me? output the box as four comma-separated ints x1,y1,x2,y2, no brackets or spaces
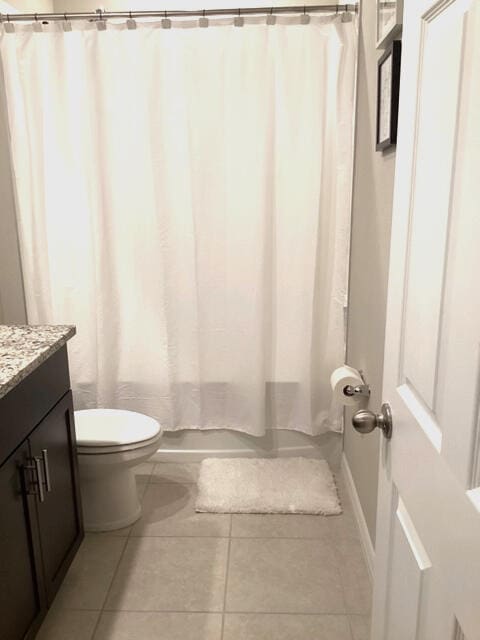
0,346,83,640
0,442,45,640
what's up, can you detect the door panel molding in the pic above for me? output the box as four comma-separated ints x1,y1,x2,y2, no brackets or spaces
398,383,442,452
401,1,464,413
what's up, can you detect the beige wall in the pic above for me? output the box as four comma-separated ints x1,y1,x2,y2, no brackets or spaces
52,0,333,11
0,0,53,11
0,79,26,324
344,0,396,546
0,0,34,324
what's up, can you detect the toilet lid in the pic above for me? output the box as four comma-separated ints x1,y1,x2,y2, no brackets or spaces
74,409,161,447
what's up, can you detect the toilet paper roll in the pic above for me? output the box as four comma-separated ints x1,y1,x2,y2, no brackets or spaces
330,365,364,406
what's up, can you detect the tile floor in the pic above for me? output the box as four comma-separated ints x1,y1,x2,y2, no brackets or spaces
37,462,371,640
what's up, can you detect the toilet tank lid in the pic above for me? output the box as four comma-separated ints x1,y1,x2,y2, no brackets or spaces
74,408,161,447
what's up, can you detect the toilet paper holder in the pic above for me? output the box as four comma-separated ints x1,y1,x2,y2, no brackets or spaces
343,370,370,399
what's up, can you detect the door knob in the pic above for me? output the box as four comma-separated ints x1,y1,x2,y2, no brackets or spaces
352,403,393,439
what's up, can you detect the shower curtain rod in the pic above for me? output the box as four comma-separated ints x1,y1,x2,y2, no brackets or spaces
0,4,357,23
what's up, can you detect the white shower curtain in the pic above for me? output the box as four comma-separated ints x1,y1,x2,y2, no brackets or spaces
0,13,356,436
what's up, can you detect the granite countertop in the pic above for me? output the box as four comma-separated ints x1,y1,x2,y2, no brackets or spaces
0,325,76,400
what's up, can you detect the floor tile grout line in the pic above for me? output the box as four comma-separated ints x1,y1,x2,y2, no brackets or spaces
88,539,129,640
148,479,200,485
54,605,367,617
95,607,352,615
92,534,363,544
150,481,198,484
58,605,359,615
87,610,103,640
54,606,367,624
114,533,345,541
220,515,233,640
331,543,352,626
89,479,142,640
127,534,232,538
347,615,357,640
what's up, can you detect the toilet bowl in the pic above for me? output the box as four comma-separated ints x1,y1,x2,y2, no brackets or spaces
74,409,162,531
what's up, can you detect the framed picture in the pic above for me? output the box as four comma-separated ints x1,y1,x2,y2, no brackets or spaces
376,40,401,152
376,0,403,49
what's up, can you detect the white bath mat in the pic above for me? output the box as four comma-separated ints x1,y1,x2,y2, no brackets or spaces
195,457,342,515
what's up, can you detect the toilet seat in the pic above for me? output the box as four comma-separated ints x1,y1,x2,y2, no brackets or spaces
77,433,161,455
75,408,162,455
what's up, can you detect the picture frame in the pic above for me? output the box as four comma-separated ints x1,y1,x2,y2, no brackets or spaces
376,0,403,49
376,40,401,152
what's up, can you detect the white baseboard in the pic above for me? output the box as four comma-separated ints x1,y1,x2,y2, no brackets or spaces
341,452,375,581
152,444,325,463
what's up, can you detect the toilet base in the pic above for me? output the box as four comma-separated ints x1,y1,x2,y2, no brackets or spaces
76,429,161,532
79,465,142,532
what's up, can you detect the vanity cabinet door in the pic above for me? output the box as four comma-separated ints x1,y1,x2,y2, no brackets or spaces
0,442,46,640
29,391,83,604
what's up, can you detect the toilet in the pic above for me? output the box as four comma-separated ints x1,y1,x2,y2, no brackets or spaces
74,409,162,531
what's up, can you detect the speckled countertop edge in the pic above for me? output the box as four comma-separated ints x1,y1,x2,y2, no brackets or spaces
0,325,76,400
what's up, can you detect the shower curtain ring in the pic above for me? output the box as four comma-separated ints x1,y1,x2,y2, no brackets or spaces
300,4,310,24
4,12,15,32
234,7,244,27
199,8,208,27
126,10,137,30
266,6,275,25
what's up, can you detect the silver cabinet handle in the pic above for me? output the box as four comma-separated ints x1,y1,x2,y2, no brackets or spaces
24,458,45,503
33,457,45,502
41,449,52,492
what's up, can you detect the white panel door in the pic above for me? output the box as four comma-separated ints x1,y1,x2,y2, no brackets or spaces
372,1,480,639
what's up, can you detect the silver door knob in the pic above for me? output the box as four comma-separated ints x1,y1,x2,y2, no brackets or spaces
352,403,393,439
